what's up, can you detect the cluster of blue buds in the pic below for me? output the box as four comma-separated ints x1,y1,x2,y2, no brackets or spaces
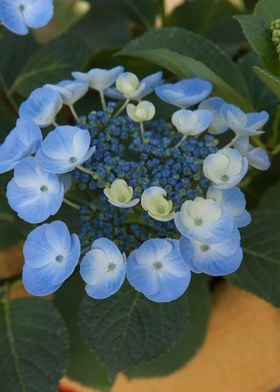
0,65,271,302
0,0,54,35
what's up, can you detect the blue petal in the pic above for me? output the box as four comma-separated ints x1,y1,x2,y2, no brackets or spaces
199,97,228,134
22,265,62,296
155,78,212,107
7,157,64,224
22,0,53,29
235,209,251,228
0,0,28,35
19,87,63,128
146,272,191,303
136,71,164,100
180,232,243,276
85,267,126,299
36,126,94,174
247,147,271,170
0,118,42,173
246,111,269,129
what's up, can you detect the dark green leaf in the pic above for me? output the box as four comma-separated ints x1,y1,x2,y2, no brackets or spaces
254,0,280,22
79,283,190,379
235,15,280,75
9,35,90,96
0,297,68,391
227,210,280,307
238,52,278,112
55,274,111,392
258,182,280,211
254,66,280,99
118,28,252,109
126,276,211,378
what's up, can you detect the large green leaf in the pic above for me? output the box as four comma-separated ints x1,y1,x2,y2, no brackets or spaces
228,210,280,307
118,28,252,110
126,276,211,378
254,0,280,22
0,297,68,391
8,35,90,96
119,27,249,98
254,66,280,99
258,182,280,211
55,274,111,392
79,283,190,379
238,52,278,111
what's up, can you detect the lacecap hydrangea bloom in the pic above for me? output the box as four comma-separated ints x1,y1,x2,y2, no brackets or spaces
0,0,54,35
0,66,271,302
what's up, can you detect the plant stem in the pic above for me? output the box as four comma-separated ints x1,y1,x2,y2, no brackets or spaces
140,122,145,143
63,197,80,210
113,98,130,118
69,105,79,123
172,135,186,149
223,134,239,148
52,120,59,127
99,90,106,110
77,165,97,177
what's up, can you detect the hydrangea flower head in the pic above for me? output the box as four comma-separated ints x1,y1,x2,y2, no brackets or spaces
0,118,42,174
220,104,269,136
155,78,212,108
22,221,80,296
1,68,272,302
180,229,243,276
7,157,64,224
80,238,126,299
203,148,248,189
0,0,54,35
127,238,191,302
174,197,234,243
36,125,96,174
19,86,63,128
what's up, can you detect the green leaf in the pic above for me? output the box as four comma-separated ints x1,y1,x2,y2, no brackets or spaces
235,14,280,75
0,297,68,391
79,283,190,379
238,52,278,112
254,0,280,22
227,210,280,307
126,276,211,378
258,182,280,211
118,28,252,110
254,66,280,99
72,7,131,52
54,274,111,392
9,35,90,96
0,29,37,87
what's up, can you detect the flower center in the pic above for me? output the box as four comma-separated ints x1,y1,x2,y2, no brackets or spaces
200,244,210,252
221,174,229,182
194,218,203,226
40,185,48,193
19,4,25,11
153,261,163,270
69,156,77,164
108,263,116,272
55,255,64,263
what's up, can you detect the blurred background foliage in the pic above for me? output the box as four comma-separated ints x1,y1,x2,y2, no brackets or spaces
0,1,280,391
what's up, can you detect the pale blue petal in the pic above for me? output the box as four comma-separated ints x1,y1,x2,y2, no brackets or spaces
22,265,62,296
155,78,212,108
199,97,228,134
46,80,88,106
246,111,269,129
0,0,28,35
22,0,54,29
235,209,251,228
0,118,42,173
146,272,191,303
247,147,271,170
136,71,164,100
85,267,126,299
7,157,64,224
19,87,63,128
207,187,246,217
104,87,124,100
92,237,124,265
